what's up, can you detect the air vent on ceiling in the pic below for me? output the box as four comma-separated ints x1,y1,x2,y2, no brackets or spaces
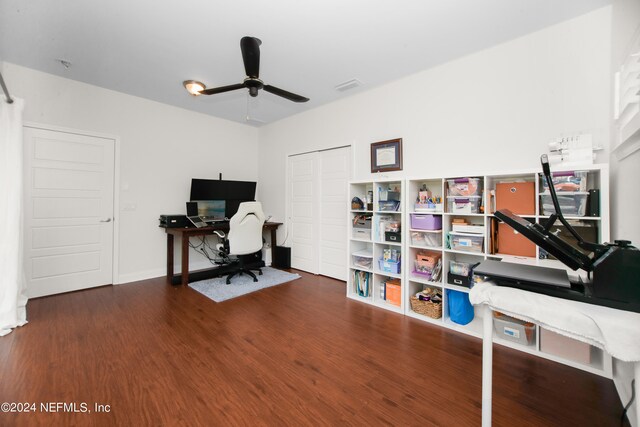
334,78,362,92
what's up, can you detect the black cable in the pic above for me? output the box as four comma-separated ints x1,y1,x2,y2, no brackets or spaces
621,379,635,426
187,234,230,265
187,236,200,249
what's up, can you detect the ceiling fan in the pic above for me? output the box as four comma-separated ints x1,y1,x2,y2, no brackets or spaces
183,36,309,103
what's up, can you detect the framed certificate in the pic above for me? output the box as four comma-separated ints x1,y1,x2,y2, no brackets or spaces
371,138,403,173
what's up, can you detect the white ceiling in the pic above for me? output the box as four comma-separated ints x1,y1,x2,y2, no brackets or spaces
0,0,611,126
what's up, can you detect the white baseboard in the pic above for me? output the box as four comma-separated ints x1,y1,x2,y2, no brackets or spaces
116,268,165,285
115,259,225,285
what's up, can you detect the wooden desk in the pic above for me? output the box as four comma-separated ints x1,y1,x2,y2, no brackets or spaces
164,222,282,286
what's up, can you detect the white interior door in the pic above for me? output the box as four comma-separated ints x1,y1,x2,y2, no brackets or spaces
318,147,350,280
288,152,319,273
24,127,115,298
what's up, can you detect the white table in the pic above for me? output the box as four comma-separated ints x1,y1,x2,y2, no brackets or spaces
470,283,640,427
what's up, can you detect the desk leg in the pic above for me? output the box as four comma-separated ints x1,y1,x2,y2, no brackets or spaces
181,235,189,286
166,234,174,281
482,304,493,427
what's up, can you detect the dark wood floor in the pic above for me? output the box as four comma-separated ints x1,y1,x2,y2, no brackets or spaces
0,271,625,426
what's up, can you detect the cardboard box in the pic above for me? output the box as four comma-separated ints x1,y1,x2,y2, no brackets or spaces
416,251,440,268
496,182,535,215
385,279,401,306
497,222,536,257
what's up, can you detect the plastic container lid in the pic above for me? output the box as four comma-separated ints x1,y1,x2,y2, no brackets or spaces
351,250,373,258
447,177,481,182
539,191,589,196
449,231,485,237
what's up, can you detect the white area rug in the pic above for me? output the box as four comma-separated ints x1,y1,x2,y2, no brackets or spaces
189,267,301,302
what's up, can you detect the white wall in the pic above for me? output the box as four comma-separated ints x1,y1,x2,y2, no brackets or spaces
610,0,640,423
258,7,612,239
1,62,260,283
610,0,640,245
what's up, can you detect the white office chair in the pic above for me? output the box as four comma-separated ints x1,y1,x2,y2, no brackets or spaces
225,201,266,284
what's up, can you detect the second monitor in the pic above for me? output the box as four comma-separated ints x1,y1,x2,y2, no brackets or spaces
190,178,257,219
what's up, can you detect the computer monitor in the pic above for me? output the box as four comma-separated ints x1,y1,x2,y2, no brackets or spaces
190,179,256,201
193,200,226,221
190,179,257,219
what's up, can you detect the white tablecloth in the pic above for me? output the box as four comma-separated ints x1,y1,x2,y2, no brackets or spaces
469,282,640,362
471,282,640,426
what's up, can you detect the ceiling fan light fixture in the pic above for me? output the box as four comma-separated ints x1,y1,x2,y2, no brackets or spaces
183,80,205,96
182,37,309,103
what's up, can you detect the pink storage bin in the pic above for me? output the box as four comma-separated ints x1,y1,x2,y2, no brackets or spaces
410,214,442,230
447,178,482,197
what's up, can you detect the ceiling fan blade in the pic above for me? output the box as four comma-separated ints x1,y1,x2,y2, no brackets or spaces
263,85,309,103
241,36,261,78
199,83,246,95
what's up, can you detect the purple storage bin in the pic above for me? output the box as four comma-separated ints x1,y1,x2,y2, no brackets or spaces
410,214,442,230
412,269,433,280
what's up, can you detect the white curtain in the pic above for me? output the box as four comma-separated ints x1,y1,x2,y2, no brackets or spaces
0,97,27,336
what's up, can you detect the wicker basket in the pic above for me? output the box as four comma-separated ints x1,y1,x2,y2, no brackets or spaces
410,296,442,319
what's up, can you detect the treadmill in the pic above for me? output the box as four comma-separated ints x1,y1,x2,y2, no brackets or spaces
474,155,640,313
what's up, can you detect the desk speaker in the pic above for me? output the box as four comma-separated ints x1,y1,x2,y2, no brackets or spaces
273,246,291,269
588,189,600,217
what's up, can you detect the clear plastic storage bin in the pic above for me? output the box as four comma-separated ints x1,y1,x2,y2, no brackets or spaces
540,192,588,216
493,312,535,345
446,177,482,196
449,260,473,276
447,196,482,214
449,232,484,253
413,260,434,279
352,254,373,270
410,230,442,247
540,171,588,192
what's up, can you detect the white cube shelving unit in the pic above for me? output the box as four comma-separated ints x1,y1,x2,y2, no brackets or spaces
347,179,405,314
348,164,612,378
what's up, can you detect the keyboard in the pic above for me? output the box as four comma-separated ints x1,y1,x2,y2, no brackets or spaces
187,216,208,228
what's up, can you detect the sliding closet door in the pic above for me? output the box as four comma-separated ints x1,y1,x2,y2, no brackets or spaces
288,152,320,273
287,146,350,280
318,147,350,280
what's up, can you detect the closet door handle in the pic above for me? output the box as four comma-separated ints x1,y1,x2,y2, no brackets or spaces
100,218,112,223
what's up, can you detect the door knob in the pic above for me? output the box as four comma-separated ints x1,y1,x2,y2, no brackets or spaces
100,218,112,223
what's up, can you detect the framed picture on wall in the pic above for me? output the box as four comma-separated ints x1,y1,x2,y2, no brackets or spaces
371,138,403,173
